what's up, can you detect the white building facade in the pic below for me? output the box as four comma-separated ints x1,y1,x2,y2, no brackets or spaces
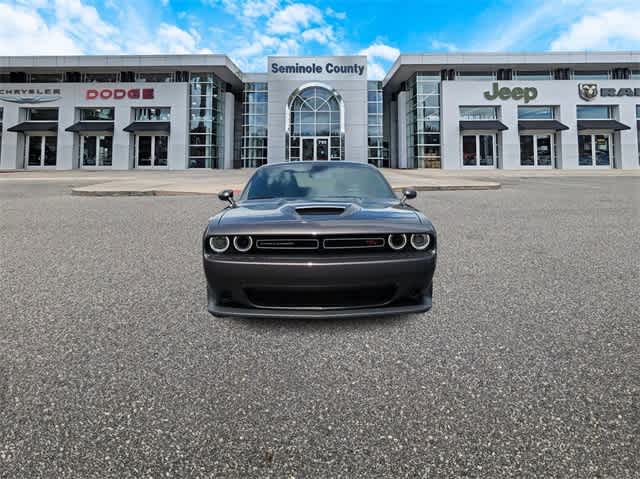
1,52,639,170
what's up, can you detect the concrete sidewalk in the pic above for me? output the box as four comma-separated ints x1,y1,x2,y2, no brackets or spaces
1,167,637,196
0,168,501,195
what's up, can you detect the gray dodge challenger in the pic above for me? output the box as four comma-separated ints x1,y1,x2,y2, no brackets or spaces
203,162,437,319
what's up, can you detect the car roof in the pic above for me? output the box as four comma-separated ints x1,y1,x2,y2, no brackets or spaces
255,161,377,170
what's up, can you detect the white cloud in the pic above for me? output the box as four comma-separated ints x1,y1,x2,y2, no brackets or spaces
358,42,399,80
134,23,212,54
431,40,458,52
550,9,640,50
325,7,346,20
0,0,216,57
267,3,323,35
243,0,279,18
301,26,334,44
359,42,400,62
0,3,82,55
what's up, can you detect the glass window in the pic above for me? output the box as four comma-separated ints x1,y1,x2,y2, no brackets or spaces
29,73,63,83
636,105,640,118
573,71,610,80
136,72,174,83
456,71,496,81
0,107,3,122
242,163,396,201
462,136,476,166
288,86,342,162
28,108,58,121
631,71,640,80
80,108,114,121
83,73,118,82
576,105,612,119
518,106,555,119
460,106,498,120
514,71,552,80
520,135,535,166
134,107,171,121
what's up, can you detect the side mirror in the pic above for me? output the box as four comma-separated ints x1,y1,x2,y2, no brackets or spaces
218,189,236,207
401,187,417,205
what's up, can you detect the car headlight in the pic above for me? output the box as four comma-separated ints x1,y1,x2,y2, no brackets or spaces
388,233,407,251
410,233,431,250
233,235,253,253
209,235,230,253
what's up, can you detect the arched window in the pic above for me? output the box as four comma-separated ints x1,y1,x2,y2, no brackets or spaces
288,85,343,161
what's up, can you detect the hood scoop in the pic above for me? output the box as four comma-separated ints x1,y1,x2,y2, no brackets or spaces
295,206,346,216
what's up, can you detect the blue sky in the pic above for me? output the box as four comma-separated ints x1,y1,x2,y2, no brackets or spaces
1,0,639,78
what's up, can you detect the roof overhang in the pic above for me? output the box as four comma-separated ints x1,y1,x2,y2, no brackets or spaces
65,121,114,132
0,54,244,91
123,121,170,133
7,121,58,132
383,51,640,93
576,119,631,131
518,120,570,131
459,120,508,131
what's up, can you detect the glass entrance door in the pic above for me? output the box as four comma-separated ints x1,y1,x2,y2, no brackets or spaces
462,134,496,167
26,135,57,167
300,137,330,161
579,134,612,167
136,135,168,168
520,134,554,167
81,135,113,167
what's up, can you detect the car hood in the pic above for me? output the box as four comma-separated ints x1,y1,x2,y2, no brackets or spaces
212,198,428,235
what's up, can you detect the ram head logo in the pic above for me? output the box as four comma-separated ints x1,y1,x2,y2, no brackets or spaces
578,83,598,101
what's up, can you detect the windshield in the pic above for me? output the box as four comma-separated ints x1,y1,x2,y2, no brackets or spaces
241,162,397,201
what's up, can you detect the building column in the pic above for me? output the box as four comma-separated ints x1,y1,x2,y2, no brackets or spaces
0,105,20,169
500,102,520,169
57,103,76,169
223,91,235,169
558,105,578,169
619,103,639,169
389,100,397,168
397,91,408,168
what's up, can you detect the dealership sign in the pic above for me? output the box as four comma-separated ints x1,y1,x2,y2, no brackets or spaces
271,62,365,76
483,83,538,103
86,88,155,100
578,83,640,101
0,88,62,104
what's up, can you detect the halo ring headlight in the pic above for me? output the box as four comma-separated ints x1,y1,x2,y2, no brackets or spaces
233,235,253,253
410,233,431,250
209,236,230,253
388,233,407,251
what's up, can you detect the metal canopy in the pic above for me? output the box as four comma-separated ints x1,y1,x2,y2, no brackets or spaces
518,120,570,131
123,121,171,133
576,120,630,131
7,121,58,132
65,121,114,132
459,120,508,131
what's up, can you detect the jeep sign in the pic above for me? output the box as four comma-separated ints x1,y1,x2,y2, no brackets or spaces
483,82,538,103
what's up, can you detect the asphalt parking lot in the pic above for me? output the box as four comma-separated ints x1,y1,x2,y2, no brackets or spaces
1,176,638,478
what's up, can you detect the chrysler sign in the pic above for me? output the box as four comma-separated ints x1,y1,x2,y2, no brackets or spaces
86,88,155,100
0,88,62,104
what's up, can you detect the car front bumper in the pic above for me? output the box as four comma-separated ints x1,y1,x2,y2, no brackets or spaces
203,251,436,319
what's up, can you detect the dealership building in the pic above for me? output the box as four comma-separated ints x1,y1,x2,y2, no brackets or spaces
1,51,639,170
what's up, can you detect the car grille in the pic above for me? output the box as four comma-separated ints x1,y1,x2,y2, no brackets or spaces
244,285,397,309
253,235,387,253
